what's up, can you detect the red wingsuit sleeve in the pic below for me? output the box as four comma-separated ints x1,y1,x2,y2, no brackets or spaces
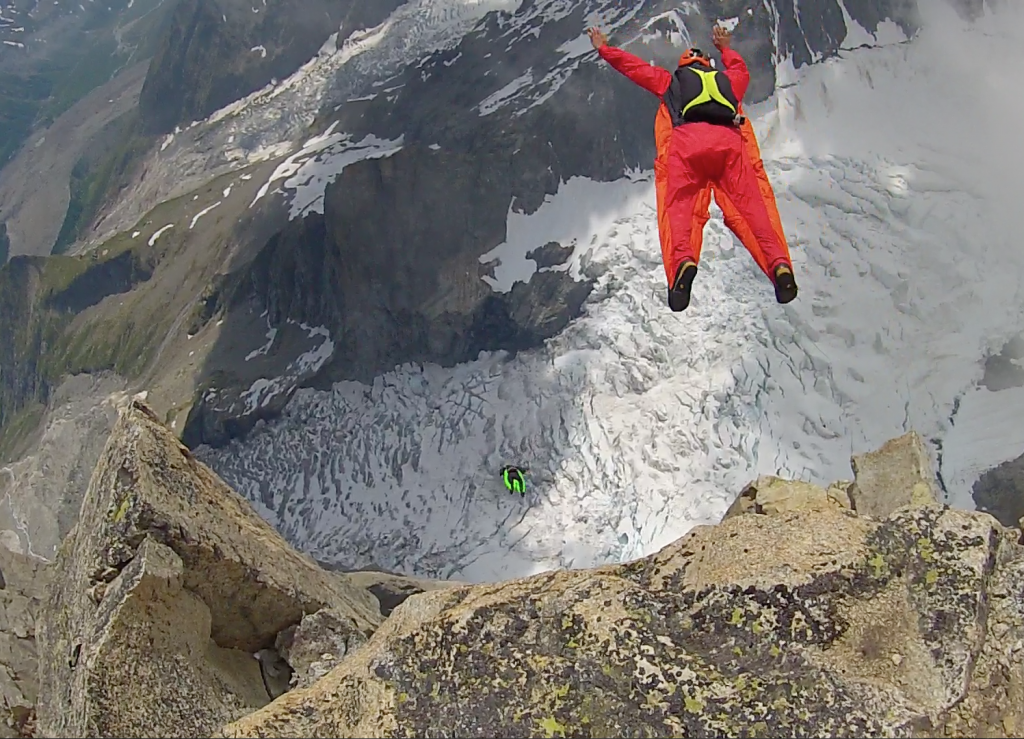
598,45,673,98
719,47,751,102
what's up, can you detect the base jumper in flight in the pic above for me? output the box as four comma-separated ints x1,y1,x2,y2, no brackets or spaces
589,24,798,311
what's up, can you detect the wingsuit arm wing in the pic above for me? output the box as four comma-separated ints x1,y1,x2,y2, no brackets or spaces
598,45,673,97
719,47,751,102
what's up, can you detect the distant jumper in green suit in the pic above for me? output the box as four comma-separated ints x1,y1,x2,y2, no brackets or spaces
500,465,526,496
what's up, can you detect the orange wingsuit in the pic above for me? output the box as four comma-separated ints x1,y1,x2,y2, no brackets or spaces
596,41,797,310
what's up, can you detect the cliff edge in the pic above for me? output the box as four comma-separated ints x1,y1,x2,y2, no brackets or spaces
13,400,1022,738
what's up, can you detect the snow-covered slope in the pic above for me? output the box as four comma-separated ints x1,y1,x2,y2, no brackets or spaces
196,1,1024,583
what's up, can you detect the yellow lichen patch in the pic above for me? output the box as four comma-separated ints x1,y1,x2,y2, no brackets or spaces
909,481,935,508
867,552,887,578
536,716,567,738
111,496,132,523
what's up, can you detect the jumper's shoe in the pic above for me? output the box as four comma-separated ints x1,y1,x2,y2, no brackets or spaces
773,264,799,304
668,261,698,312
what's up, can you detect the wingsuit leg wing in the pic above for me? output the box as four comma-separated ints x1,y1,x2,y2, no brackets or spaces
687,120,791,278
713,136,792,275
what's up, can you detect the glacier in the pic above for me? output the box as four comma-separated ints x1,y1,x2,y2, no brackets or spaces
197,2,1024,582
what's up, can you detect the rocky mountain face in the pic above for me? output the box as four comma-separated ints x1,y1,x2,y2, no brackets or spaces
0,0,931,457
169,0,925,449
1,5,1020,737
0,400,1011,737
136,0,406,135
0,0,170,170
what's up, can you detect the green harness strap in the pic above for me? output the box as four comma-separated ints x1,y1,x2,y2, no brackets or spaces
681,68,737,118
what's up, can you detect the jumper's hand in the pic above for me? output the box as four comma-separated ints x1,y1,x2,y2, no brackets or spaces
588,27,608,50
713,24,731,50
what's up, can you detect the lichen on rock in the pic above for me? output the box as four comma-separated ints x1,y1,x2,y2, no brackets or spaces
14,408,1023,739
220,433,1024,739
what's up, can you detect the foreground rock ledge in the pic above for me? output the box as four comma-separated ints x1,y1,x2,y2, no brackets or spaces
221,437,1024,739
24,397,1024,738
35,399,386,738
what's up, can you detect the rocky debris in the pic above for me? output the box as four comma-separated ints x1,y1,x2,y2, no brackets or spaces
850,431,941,519
221,433,1024,739
35,398,384,738
254,649,293,701
274,610,367,691
722,475,853,520
0,548,49,739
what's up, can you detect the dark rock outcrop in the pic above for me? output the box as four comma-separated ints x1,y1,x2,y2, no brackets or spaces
181,144,594,448
973,453,1024,529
